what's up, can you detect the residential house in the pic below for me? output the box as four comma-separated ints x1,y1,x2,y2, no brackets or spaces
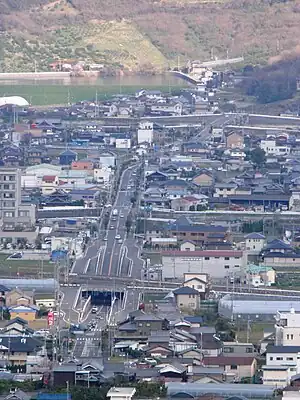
41,175,60,195
3,317,33,335
146,171,168,184
245,232,266,252
213,183,237,198
182,143,210,157
203,356,257,381
262,345,300,387
261,239,300,268
71,160,94,171
171,195,208,211
246,264,276,287
5,288,33,307
26,146,46,165
173,286,201,311
183,273,209,299
167,217,229,246
260,139,290,156
226,132,244,149
222,342,256,356
275,308,300,346
192,170,214,187
116,312,169,340
0,336,43,365
59,149,77,165
9,305,38,322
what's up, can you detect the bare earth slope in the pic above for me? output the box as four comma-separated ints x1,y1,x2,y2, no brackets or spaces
0,0,299,71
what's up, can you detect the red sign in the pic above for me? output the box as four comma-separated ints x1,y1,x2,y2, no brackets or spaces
47,311,54,327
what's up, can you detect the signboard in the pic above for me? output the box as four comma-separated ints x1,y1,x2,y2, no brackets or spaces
47,311,54,327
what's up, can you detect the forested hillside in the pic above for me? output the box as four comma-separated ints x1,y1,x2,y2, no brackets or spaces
0,0,300,72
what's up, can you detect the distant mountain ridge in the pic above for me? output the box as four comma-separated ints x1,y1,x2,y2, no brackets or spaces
0,0,299,72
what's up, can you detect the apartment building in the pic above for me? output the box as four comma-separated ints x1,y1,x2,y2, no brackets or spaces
0,167,35,231
275,308,300,346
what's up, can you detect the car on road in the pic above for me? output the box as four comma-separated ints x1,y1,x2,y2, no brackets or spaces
120,214,124,218
103,237,108,241
118,239,123,244
110,225,115,229
115,234,121,240
91,307,98,314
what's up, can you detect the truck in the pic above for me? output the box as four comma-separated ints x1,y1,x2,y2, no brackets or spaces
112,209,118,216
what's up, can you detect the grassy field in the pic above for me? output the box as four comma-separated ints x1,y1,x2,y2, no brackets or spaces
0,254,54,278
0,83,183,106
236,322,273,344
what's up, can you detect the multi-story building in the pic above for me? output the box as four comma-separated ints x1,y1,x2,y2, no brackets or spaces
161,249,245,280
0,167,35,231
275,308,300,346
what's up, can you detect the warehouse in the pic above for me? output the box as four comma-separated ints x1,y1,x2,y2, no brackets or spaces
218,293,300,321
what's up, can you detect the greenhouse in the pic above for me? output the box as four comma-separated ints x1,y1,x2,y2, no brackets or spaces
218,293,300,321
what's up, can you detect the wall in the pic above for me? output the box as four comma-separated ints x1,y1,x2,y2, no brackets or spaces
162,253,245,279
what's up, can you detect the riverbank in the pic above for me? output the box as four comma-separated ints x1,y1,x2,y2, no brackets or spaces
0,76,187,106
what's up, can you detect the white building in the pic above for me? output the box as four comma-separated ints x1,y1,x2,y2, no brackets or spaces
260,139,290,156
107,388,136,400
262,345,300,387
245,232,266,253
93,166,111,184
25,164,62,178
161,250,245,280
137,121,153,144
21,174,41,189
99,153,116,168
115,138,131,149
275,308,300,346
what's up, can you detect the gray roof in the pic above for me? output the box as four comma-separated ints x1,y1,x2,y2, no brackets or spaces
267,345,300,353
166,382,276,398
173,287,200,295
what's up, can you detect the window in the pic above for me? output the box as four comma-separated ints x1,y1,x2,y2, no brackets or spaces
246,347,253,353
287,334,290,340
291,334,294,340
225,265,229,269
287,357,294,361
204,257,210,260
230,365,237,370
270,357,273,361
234,265,240,268
225,257,230,260
276,357,283,361
223,347,234,353
4,212,14,217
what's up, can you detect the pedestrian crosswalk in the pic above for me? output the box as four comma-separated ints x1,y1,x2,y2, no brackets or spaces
76,337,100,341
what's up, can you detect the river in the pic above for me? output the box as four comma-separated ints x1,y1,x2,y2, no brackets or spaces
0,73,185,87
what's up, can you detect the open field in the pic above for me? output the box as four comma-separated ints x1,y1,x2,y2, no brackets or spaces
0,82,185,106
0,254,54,278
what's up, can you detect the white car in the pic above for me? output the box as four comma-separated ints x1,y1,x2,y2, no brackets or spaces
120,214,124,218
115,234,121,240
